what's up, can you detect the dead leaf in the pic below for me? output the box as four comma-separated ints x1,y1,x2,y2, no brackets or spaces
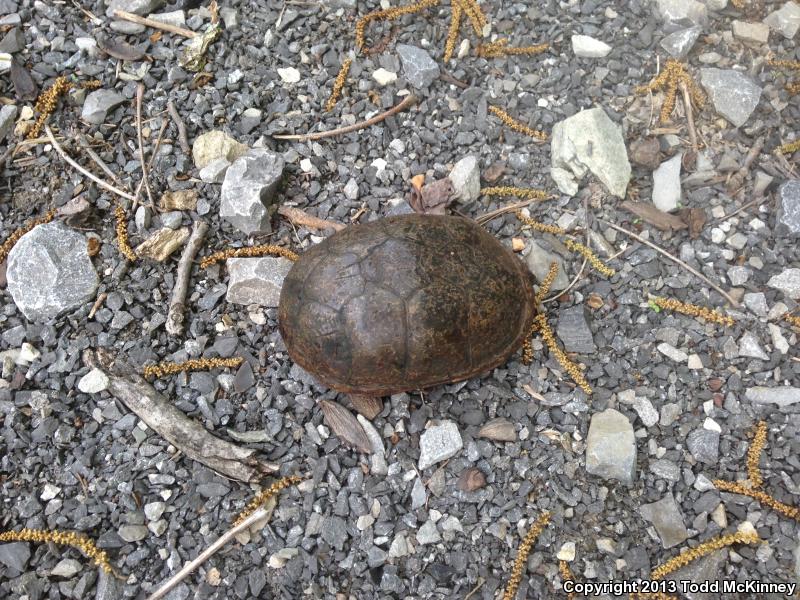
409,177,454,215
628,137,661,170
586,293,604,310
149,31,163,44
621,201,687,232
349,394,383,420
190,72,214,90
477,417,516,442
320,400,372,454
10,58,37,101
483,161,506,183
86,237,101,257
457,467,486,491
677,207,706,239
97,36,146,61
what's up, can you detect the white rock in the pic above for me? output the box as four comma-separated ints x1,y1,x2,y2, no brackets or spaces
343,178,359,200
40,483,61,501
199,157,231,183
764,1,800,38
51,558,82,578
357,514,375,530
416,520,441,545
557,541,576,561
448,155,481,203
768,268,800,299
372,68,397,85
144,501,166,521
703,417,721,433
571,34,612,58
738,331,769,360
277,67,301,83
732,19,770,43
657,342,688,362
357,414,387,476
78,368,110,393
768,323,790,355
418,421,463,470
633,397,659,427
652,153,682,212
745,386,800,407
687,354,703,369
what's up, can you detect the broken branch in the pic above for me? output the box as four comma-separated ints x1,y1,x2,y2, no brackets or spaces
278,206,345,231
166,220,208,336
167,100,191,155
113,9,198,38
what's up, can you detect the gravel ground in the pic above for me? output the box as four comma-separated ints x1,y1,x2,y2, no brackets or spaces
1,0,799,598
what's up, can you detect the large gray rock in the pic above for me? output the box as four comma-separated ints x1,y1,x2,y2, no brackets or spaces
105,0,166,17
220,148,284,235
639,494,688,548
654,0,708,24
0,542,30,575
699,68,762,127
556,305,596,353
652,153,682,212
585,408,636,484
6,222,99,322
745,386,800,407
764,1,800,39
396,44,439,89
418,421,462,470
0,104,16,142
777,180,800,236
660,25,702,58
550,107,631,198
81,89,125,125
768,268,800,299
225,256,293,307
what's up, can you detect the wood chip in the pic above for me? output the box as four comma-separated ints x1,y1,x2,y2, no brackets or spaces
620,200,687,231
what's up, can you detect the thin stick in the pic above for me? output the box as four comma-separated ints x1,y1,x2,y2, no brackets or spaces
72,0,102,24
113,9,197,38
277,206,345,231
272,94,417,141
166,221,209,336
44,125,136,201
135,83,154,209
167,101,191,155
145,503,272,600
475,199,540,225
134,119,168,201
88,292,108,319
712,196,764,226
77,134,125,187
464,577,485,600
727,135,764,194
600,219,739,307
678,81,698,153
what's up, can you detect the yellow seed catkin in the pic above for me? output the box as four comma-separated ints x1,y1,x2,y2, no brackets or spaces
114,206,137,261
477,39,549,58
515,211,565,235
534,262,559,305
563,238,615,277
778,139,800,155
502,512,551,600
143,357,243,379
456,0,486,35
443,0,462,62
536,313,592,394
233,475,303,526
746,421,767,489
650,531,761,580
489,106,548,141
650,296,734,327
325,58,352,112
355,0,439,50
28,77,101,139
482,187,550,201
559,560,576,600
713,480,800,521
200,245,299,268
635,59,705,124
784,313,800,328
0,210,56,264
0,529,113,573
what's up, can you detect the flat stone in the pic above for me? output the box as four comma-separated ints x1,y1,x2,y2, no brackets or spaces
0,27,23,53
225,257,293,307
571,34,612,57
416,520,441,545
105,0,166,17
199,157,231,183
764,1,800,38
687,428,719,464
78,368,109,393
650,459,681,481
550,107,631,198
6,222,99,322
118,525,148,542
192,130,248,170
639,494,688,548
657,342,688,362
732,19,770,43
652,153,682,212
633,397,659,427
220,148,285,235
700,68,762,128
396,44,440,89
654,0,708,24
585,408,636,484
745,386,800,407
372,68,397,86
777,180,800,236
0,542,30,574
410,477,427,510
738,331,769,360
768,268,800,299
525,241,569,291
768,323,790,355
51,558,82,578
0,104,17,142
160,190,197,211
135,227,189,261
556,305,596,353
81,89,125,125
418,421,463,470
448,155,480,203
660,25,702,58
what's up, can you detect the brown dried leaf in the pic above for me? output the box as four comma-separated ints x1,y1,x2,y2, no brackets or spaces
320,400,372,454
409,177,455,215
483,161,506,183
629,137,661,170
677,207,706,239
457,467,486,491
10,58,37,102
349,394,383,420
86,237,101,257
477,417,516,442
586,293,604,310
149,31,163,44
621,201,687,232
97,36,146,61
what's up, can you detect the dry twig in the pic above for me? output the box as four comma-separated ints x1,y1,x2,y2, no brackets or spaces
134,83,154,208
167,100,191,154
166,220,209,336
113,9,197,38
278,206,346,231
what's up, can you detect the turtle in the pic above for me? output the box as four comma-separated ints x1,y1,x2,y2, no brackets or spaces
278,214,539,400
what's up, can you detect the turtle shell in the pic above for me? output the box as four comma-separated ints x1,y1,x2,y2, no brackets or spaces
278,214,537,395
